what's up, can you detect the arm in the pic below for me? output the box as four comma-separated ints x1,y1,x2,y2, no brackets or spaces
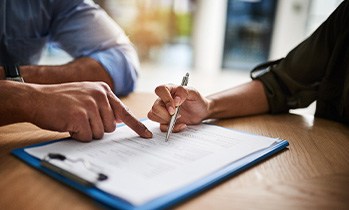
0,59,151,140
207,80,269,119
148,80,269,132
253,0,349,117
48,1,139,95
18,57,114,89
0,80,152,141
149,1,349,130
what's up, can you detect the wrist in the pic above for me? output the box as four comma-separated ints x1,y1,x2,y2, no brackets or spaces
0,81,35,124
19,83,41,122
205,94,232,120
18,65,46,84
206,97,216,119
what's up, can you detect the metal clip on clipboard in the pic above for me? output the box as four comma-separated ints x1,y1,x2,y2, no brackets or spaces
41,153,108,187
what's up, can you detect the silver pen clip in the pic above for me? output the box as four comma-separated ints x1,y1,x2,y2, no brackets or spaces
165,73,189,141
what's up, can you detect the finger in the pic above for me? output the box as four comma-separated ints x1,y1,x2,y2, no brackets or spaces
69,114,93,141
159,123,168,132
148,99,172,123
120,106,153,138
81,97,105,139
172,123,187,132
115,118,123,123
108,92,153,138
155,85,176,115
89,109,105,140
159,123,186,133
172,86,189,106
148,108,182,125
163,86,189,115
98,94,117,133
147,111,169,124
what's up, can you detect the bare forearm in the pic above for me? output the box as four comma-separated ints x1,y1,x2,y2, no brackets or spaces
0,57,113,125
0,81,34,125
206,80,269,119
0,80,152,140
20,57,114,89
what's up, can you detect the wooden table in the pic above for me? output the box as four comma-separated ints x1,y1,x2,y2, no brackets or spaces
0,92,348,210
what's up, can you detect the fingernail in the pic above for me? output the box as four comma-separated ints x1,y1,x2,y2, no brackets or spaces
174,96,181,106
168,106,175,115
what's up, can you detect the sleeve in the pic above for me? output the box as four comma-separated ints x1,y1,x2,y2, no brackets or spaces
49,0,140,96
251,0,349,114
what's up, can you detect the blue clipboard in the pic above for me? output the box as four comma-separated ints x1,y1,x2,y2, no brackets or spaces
12,132,289,210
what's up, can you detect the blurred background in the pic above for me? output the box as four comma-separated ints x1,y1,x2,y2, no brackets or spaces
40,0,343,114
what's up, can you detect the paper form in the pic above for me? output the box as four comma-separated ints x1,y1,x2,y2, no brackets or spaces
25,120,278,205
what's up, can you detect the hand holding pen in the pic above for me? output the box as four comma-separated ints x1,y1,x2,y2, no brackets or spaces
148,73,212,139
166,73,189,141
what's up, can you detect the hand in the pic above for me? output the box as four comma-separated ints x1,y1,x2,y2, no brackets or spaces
148,85,210,132
27,82,152,141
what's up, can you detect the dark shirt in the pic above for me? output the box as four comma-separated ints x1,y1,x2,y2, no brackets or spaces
252,0,349,124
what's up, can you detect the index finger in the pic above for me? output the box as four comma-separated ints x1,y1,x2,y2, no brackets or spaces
155,85,188,115
108,92,153,139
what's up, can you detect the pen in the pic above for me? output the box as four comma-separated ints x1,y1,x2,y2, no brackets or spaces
165,73,189,141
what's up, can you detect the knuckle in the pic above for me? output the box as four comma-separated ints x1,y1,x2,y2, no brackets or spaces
154,98,163,105
165,101,173,108
97,81,111,91
155,85,166,95
178,86,189,96
84,83,108,100
71,108,88,121
147,112,155,120
177,86,185,92
151,105,161,116
71,128,92,142
84,98,98,110
90,87,106,98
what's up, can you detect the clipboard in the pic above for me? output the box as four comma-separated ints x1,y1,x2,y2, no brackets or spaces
12,124,289,210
